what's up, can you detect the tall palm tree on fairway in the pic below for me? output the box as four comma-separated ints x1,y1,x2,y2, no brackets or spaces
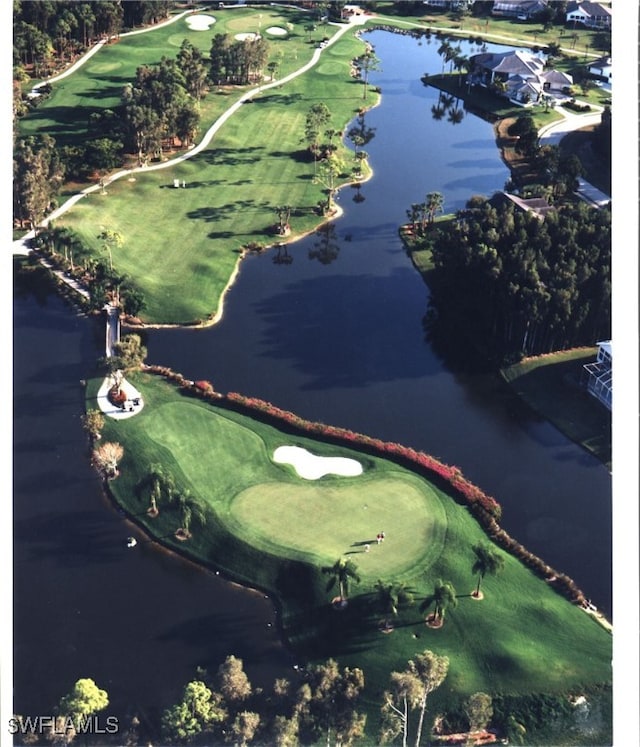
420,579,457,626
375,580,414,631
175,490,206,539
471,543,505,598
322,558,360,606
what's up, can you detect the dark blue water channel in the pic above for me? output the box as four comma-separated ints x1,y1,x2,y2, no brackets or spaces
13,29,611,733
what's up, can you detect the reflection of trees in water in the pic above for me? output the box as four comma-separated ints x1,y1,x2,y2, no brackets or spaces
308,224,340,265
431,90,464,124
351,182,365,204
273,244,293,265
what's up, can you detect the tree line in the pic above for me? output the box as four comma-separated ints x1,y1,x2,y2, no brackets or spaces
421,194,610,369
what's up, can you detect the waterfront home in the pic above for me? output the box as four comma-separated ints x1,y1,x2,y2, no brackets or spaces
588,56,612,84
469,49,573,104
566,1,612,29
491,0,548,20
583,341,612,411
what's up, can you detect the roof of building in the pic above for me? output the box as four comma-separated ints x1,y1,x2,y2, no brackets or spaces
540,69,574,86
496,191,556,220
472,49,544,77
566,2,612,17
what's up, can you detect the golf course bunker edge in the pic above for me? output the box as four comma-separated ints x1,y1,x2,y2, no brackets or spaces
273,445,363,479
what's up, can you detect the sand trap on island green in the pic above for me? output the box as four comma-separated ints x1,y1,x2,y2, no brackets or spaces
274,445,362,479
185,15,216,31
235,32,261,41
265,26,287,36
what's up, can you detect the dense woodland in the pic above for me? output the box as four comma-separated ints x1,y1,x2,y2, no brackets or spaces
423,195,611,370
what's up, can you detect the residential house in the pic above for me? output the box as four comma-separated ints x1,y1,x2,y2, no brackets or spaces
583,340,612,410
566,1,612,29
491,0,548,19
496,191,556,220
588,56,612,83
423,0,473,9
470,49,573,104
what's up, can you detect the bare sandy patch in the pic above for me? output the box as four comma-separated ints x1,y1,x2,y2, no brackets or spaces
265,26,287,36
273,445,362,480
185,15,216,31
234,32,261,41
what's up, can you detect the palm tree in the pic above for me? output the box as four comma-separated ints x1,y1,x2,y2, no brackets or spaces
471,543,505,598
175,490,206,539
145,463,175,516
421,579,457,626
322,557,360,605
425,192,444,225
375,580,414,631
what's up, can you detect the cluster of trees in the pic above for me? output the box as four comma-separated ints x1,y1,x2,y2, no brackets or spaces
13,134,64,231
424,195,611,368
303,104,376,214
161,655,367,746
209,33,271,86
138,462,207,539
122,41,207,164
30,225,147,316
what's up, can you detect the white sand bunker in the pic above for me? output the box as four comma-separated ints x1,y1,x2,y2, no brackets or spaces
265,26,287,36
273,446,363,480
185,14,216,31
235,32,261,41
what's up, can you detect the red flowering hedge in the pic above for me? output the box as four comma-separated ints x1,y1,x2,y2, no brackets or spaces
224,392,588,607
137,368,588,608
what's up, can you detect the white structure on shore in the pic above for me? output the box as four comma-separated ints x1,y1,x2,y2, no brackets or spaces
583,340,612,410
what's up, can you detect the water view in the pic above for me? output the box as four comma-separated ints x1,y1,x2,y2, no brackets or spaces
13,28,611,737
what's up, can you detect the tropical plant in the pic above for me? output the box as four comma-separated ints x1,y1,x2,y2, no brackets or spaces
321,557,360,604
471,543,505,598
375,580,414,630
97,228,123,271
420,579,457,625
175,490,206,538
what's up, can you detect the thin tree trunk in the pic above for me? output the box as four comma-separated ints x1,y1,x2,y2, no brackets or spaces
414,693,428,747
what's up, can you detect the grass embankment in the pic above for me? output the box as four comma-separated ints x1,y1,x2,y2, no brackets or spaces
374,5,609,58
94,372,611,734
501,349,611,470
22,8,375,324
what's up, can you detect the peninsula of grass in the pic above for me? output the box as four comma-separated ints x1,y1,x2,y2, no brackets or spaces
92,371,611,733
24,9,377,324
501,348,611,469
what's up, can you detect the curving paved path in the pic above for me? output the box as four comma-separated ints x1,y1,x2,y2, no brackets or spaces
14,13,368,253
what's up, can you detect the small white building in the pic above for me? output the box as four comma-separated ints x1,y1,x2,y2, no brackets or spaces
583,340,612,410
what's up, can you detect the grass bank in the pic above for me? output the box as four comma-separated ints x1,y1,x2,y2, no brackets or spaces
36,11,374,324
92,371,612,737
501,348,611,469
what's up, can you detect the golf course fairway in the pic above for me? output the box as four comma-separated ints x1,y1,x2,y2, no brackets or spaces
96,372,611,723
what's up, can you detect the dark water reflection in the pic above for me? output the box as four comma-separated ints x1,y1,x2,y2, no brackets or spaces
13,28,611,732
13,293,294,731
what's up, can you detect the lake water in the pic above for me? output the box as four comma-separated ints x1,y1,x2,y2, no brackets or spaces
12,29,611,737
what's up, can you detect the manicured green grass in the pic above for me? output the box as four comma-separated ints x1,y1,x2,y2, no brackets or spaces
42,15,372,323
501,349,611,469
95,372,611,732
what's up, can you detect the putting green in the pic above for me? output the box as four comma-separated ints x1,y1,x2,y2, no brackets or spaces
227,474,447,576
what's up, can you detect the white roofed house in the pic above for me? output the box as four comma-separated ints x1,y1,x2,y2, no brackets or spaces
583,340,612,410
